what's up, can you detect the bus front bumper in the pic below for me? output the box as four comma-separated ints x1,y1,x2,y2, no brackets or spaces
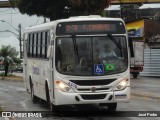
54,87,130,105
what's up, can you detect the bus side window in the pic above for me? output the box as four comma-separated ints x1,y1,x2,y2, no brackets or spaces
29,34,33,58
32,34,35,57
45,31,50,58
36,33,38,58
27,34,31,57
42,32,46,58
40,32,43,58
33,33,37,58
37,33,41,58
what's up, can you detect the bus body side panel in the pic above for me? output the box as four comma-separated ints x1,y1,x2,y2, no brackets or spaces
39,60,51,101
25,59,50,101
23,33,49,101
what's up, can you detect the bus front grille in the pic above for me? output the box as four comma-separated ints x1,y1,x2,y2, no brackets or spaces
77,88,110,92
81,94,106,100
70,79,116,86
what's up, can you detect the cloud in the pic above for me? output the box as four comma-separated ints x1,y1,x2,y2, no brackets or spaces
0,36,19,51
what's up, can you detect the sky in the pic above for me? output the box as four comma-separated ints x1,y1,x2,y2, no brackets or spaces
0,3,160,55
0,8,49,55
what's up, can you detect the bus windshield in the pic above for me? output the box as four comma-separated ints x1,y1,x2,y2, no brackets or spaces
55,36,128,76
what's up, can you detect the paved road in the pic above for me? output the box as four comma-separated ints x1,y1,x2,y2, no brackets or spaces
0,75,160,120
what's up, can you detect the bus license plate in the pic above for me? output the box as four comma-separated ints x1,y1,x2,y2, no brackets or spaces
115,94,127,99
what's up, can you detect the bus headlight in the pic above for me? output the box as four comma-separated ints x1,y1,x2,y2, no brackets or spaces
56,80,74,93
113,79,128,91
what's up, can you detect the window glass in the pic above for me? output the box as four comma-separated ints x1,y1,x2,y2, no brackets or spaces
27,30,50,59
37,33,41,57
27,34,31,57
45,31,50,58
30,34,33,57
42,32,46,58
55,36,128,76
33,33,37,57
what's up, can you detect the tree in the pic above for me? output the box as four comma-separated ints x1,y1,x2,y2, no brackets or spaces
0,45,19,76
69,0,111,16
9,0,111,20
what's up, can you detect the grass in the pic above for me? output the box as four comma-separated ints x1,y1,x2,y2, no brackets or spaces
0,72,23,81
0,72,16,77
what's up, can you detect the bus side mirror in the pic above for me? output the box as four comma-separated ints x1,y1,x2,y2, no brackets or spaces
47,45,54,58
128,37,134,58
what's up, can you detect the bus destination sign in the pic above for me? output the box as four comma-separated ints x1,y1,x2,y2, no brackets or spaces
56,21,125,35
65,24,115,33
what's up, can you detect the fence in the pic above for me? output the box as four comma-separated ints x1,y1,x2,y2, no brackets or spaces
140,49,160,77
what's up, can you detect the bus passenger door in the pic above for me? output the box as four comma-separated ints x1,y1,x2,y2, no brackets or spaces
47,44,54,102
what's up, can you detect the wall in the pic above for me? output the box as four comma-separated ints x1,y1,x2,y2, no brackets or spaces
144,19,160,39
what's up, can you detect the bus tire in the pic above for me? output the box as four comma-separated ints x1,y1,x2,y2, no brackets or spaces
45,82,55,111
30,81,38,104
133,72,139,79
50,103,58,112
108,103,117,111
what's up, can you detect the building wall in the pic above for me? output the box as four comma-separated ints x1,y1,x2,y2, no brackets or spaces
126,19,144,28
105,8,160,22
144,19,160,38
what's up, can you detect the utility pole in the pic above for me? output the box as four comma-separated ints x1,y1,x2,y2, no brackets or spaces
18,24,22,59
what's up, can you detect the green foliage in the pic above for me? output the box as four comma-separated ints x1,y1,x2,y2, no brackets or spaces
0,72,16,77
9,0,111,20
0,45,20,76
0,45,18,58
9,0,69,20
69,0,111,16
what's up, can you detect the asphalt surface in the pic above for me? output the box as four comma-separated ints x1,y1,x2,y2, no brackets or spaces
0,74,160,120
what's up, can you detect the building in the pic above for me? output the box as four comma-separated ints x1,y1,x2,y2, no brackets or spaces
106,7,160,22
126,19,160,48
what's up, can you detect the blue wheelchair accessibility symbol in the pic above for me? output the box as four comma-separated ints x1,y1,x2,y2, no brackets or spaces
94,64,104,75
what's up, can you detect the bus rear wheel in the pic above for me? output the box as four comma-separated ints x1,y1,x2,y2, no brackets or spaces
108,103,117,111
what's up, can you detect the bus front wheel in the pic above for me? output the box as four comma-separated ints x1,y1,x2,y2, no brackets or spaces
45,83,57,112
30,82,38,103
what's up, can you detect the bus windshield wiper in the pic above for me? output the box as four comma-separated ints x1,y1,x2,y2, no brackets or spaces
72,35,80,62
108,34,122,50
